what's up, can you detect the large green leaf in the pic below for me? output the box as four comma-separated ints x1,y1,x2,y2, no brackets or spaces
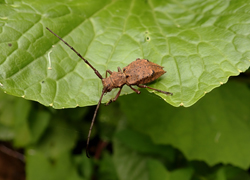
119,81,250,169
0,0,250,108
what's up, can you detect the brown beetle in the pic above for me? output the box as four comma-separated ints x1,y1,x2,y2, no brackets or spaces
46,27,173,157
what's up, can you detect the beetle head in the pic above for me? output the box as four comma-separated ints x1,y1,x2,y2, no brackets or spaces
101,72,126,92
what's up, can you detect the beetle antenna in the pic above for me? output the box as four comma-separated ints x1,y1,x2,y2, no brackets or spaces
46,27,103,79
86,87,108,158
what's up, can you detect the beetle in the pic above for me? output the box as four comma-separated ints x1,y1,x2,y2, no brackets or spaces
46,27,173,157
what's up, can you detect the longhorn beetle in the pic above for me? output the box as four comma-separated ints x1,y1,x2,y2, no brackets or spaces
46,27,173,158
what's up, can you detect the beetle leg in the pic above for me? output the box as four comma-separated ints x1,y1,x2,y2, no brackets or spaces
117,67,122,72
128,85,141,94
106,70,112,77
137,85,173,96
106,87,123,105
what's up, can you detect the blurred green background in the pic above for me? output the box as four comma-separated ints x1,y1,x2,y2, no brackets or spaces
0,75,250,180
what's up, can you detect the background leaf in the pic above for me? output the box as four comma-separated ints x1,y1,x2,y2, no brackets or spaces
119,80,250,169
26,151,82,180
1,0,250,108
113,138,151,180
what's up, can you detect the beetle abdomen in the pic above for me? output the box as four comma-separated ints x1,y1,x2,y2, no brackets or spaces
123,59,166,85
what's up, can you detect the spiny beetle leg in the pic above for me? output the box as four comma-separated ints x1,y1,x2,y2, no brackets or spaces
106,70,112,78
129,85,141,94
137,85,173,96
106,87,123,106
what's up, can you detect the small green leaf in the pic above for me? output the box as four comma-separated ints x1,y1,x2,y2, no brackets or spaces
13,96,32,147
26,151,82,180
80,153,93,180
113,139,150,180
147,159,170,180
214,166,250,180
169,167,193,180
29,110,51,144
1,0,250,108
33,118,78,158
113,134,179,180
98,152,119,180
115,128,175,160
0,91,17,140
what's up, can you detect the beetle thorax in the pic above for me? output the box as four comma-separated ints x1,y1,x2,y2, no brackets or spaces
102,71,126,92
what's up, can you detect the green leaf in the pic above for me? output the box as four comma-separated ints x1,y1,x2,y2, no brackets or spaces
0,90,17,140
0,89,50,145
28,110,51,144
114,134,189,180
33,118,78,158
79,153,93,180
98,152,119,180
115,128,175,161
119,81,250,169
98,102,121,142
214,166,250,180
26,151,83,180
113,138,151,180
147,159,170,180
169,167,193,180
1,0,250,108
13,95,32,147
113,121,175,180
